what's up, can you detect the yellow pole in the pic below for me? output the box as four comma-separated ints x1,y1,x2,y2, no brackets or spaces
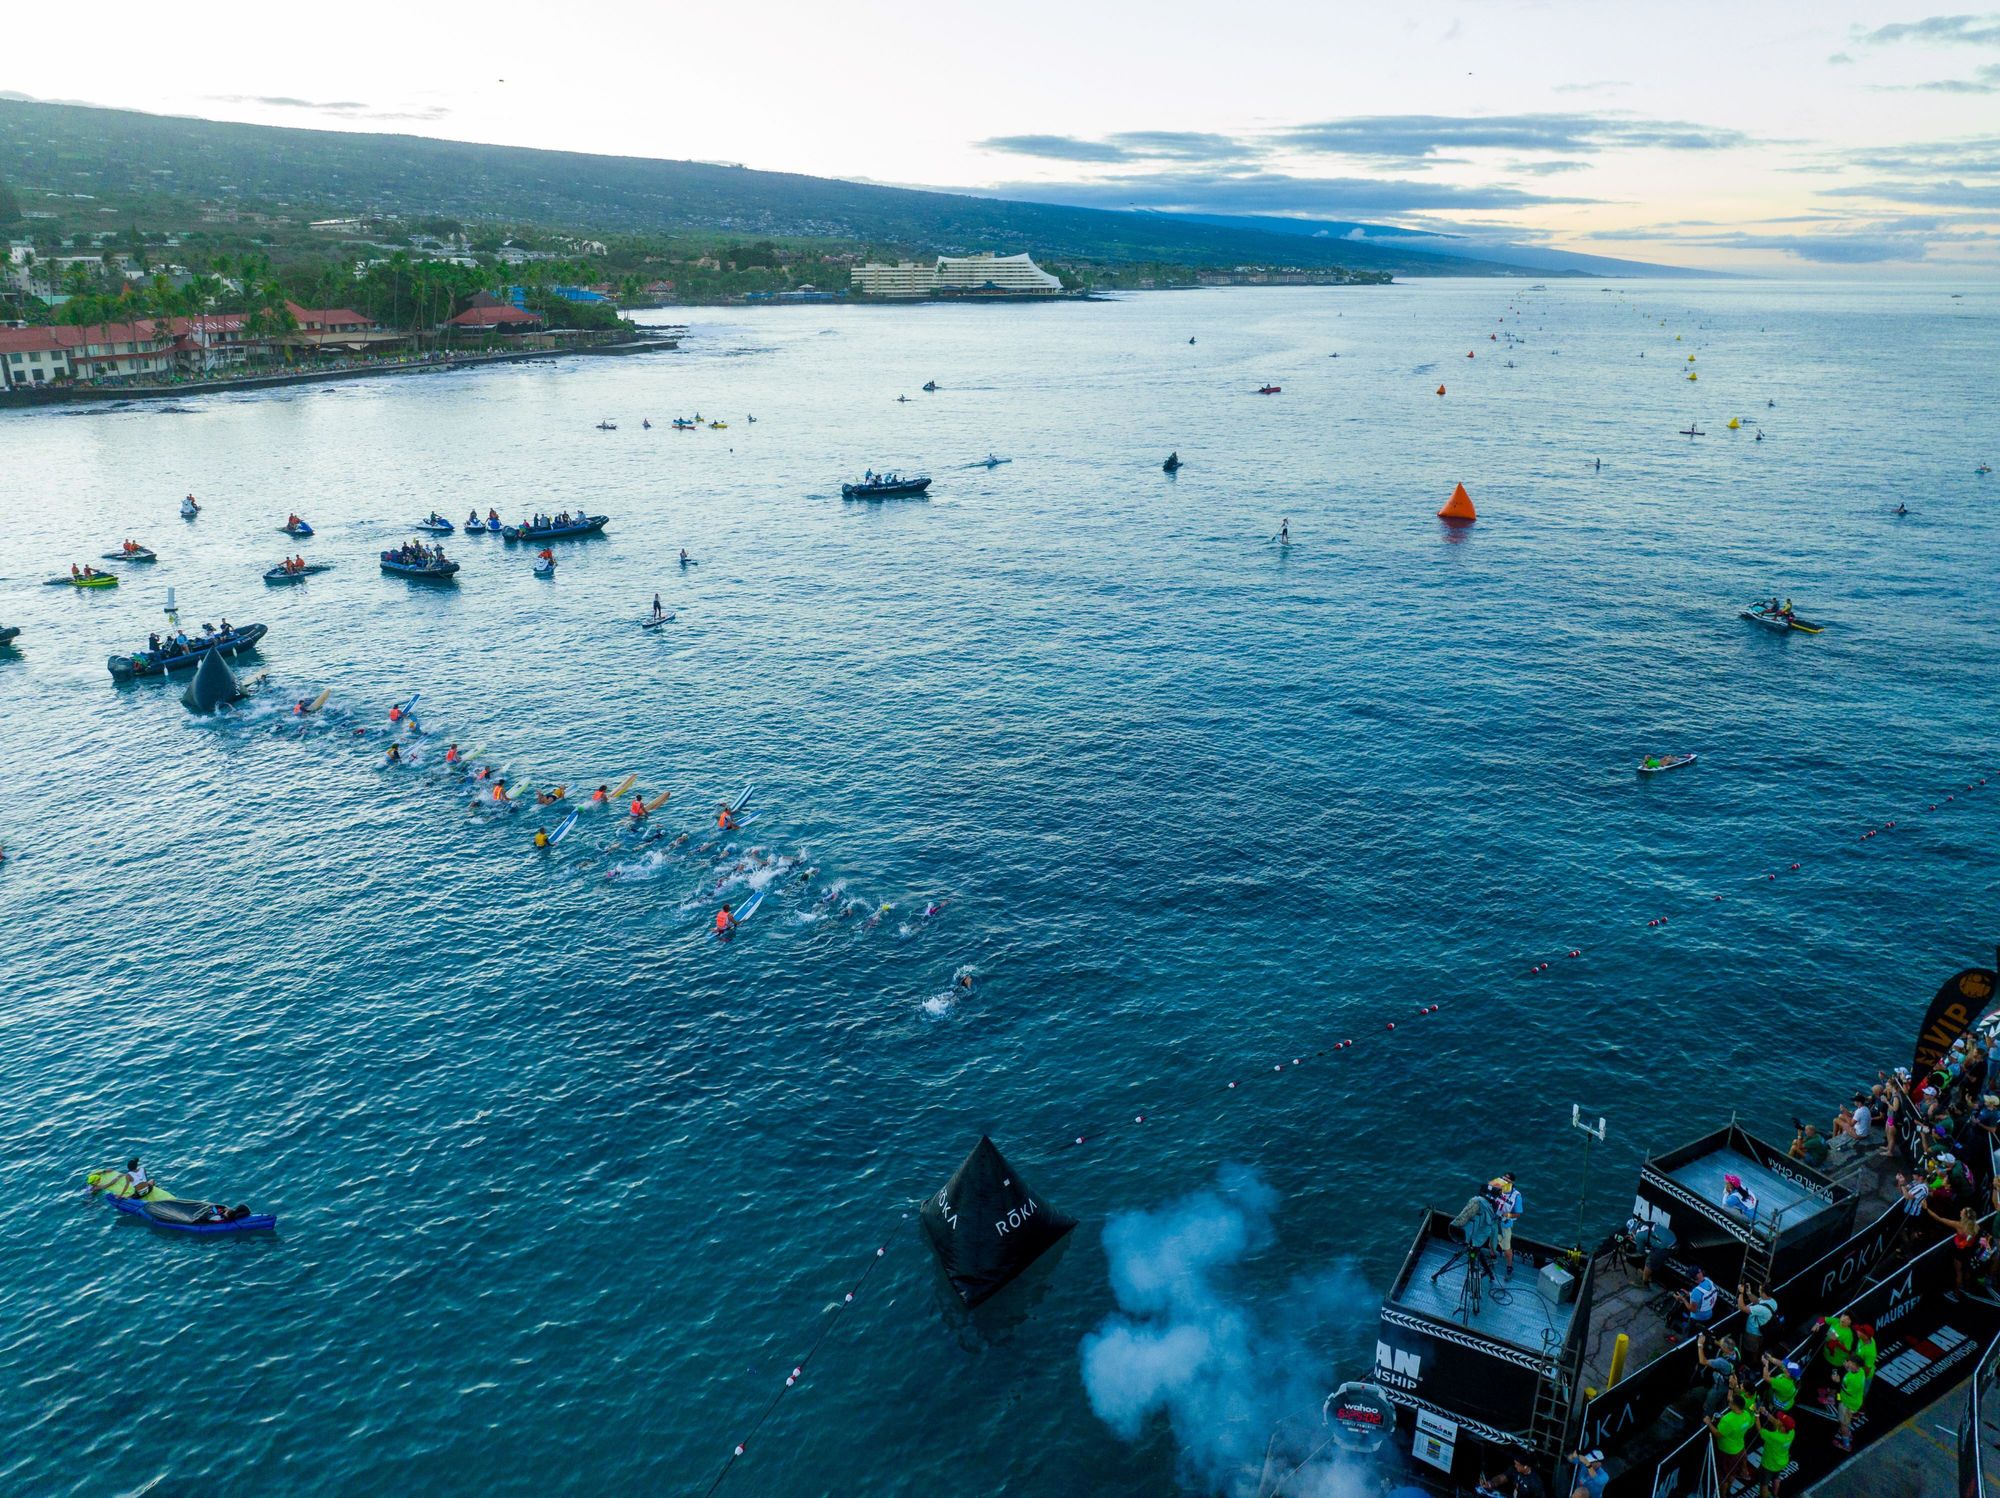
1607,1332,1631,1388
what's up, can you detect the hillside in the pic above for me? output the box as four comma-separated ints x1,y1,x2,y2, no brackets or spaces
0,99,1612,278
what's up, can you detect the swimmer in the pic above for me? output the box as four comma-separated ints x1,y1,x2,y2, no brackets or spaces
386,742,401,763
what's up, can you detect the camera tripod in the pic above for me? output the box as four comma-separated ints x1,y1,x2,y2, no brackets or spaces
1430,1241,1499,1324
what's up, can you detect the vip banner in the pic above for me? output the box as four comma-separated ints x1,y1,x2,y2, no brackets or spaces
1913,966,1998,1079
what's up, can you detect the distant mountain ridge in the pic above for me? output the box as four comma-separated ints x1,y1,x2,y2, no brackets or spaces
0,99,1689,278
1164,212,1718,279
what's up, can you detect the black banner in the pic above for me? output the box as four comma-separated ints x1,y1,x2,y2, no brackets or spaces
1913,967,1998,1079
1959,1329,2000,1498
1647,1427,1712,1498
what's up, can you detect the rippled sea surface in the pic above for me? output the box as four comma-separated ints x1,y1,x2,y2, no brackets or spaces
1,281,1995,1495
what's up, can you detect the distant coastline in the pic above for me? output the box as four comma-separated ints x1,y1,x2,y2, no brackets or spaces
0,333,681,410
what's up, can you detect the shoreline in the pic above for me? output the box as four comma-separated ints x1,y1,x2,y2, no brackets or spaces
0,335,683,412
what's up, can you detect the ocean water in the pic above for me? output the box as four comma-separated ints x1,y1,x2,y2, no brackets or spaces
0,281,1994,1496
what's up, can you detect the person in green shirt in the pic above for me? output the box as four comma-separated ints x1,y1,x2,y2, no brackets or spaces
1836,1354,1866,1451
1852,1322,1878,1388
1708,1389,1757,1490
1817,1313,1855,1408
1755,1407,1797,1498
1760,1354,1800,1413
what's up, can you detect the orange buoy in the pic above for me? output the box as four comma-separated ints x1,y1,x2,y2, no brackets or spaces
1436,384,1446,396
1467,350,1476,358
1437,482,1476,524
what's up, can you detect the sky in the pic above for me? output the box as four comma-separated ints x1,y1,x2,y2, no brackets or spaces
7,0,2000,275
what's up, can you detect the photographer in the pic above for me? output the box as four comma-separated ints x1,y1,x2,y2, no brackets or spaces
1788,1119,1829,1169
1670,1264,1719,1338
1694,1330,1741,1417
1736,1282,1779,1364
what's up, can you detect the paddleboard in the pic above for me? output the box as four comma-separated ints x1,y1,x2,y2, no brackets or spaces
734,889,767,924
640,614,676,629
548,809,580,845
730,783,754,814
644,790,672,812
393,691,421,720
610,773,639,800
307,687,331,714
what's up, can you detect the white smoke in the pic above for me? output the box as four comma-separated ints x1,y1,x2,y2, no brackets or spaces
1079,1166,1378,1498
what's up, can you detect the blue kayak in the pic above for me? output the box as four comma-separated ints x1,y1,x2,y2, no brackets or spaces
110,1194,277,1234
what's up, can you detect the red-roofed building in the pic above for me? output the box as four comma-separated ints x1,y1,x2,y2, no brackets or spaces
0,321,175,388
444,303,544,335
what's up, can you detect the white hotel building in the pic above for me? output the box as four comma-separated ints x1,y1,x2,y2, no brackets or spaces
850,252,1063,298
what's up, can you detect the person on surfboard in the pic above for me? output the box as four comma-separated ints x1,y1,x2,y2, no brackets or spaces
717,804,739,832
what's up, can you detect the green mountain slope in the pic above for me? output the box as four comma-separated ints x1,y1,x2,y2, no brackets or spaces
0,100,1656,276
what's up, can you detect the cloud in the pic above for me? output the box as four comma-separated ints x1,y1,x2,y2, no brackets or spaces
1513,158,1593,176
1828,51,1856,63
1825,177,2000,206
979,133,1132,163
206,93,451,122
1704,230,1933,263
1884,62,2000,90
1079,1166,1378,1498
1107,131,1257,162
1274,112,1750,161
999,169,1593,216
1855,13,2000,47
1554,80,1630,93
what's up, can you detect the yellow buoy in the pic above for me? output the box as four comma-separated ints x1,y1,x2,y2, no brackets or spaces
1727,417,1741,430
1687,371,1698,381
1687,354,1696,363
1675,334,1682,341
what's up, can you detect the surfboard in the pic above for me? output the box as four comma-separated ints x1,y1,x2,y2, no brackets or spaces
734,889,767,924
730,783,754,814
644,790,672,812
395,691,421,718
307,687,331,714
640,613,676,629
610,773,639,800
549,809,580,845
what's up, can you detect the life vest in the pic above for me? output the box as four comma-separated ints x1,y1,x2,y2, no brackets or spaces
630,798,645,817
534,831,549,848
715,910,731,933
445,747,459,763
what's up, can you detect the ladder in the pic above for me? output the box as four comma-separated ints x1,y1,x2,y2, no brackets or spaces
1528,1331,1572,1468
1739,1200,1782,1293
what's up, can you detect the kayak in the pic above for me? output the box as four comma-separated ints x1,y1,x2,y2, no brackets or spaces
381,553,460,579
87,1167,276,1233
49,571,118,589
109,1194,276,1234
549,808,580,845
502,514,609,542
1638,753,1697,775
414,517,455,534
264,562,332,583
280,521,314,537
109,622,268,679
102,546,157,563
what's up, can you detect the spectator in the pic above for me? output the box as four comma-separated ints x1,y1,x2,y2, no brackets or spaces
1737,1282,1779,1364
1759,1354,1801,1415
1852,1322,1878,1390
1672,1266,1720,1337
1951,1210,1981,1290
1851,1093,1874,1147
1629,1216,1676,1288
1834,1353,1866,1451
1831,1105,1859,1152
1707,1389,1756,1491
1815,1313,1855,1407
1510,1453,1548,1498
1695,1331,1741,1416
1565,1448,1608,1498
1790,1123,1830,1169
1754,1407,1797,1498
1493,1172,1524,1280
